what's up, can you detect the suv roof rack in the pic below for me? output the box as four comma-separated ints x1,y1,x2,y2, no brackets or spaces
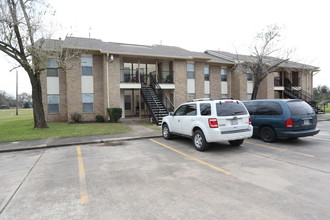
215,97,234,100
190,98,214,102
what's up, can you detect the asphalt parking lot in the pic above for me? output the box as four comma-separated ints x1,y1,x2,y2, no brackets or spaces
1,121,330,220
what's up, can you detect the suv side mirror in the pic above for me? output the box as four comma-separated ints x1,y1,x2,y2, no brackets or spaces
169,112,174,116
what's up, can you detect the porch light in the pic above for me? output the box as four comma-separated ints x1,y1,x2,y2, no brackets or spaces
108,54,114,63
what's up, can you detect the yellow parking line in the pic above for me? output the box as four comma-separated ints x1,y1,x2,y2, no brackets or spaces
76,146,89,204
149,139,231,175
244,141,314,158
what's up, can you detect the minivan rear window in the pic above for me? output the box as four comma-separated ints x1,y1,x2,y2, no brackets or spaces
216,101,247,116
287,101,314,116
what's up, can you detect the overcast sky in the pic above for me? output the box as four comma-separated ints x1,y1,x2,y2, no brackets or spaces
1,0,329,96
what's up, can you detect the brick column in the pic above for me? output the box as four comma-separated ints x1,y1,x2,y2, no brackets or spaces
195,62,204,98
210,66,221,98
108,55,121,108
174,60,187,107
66,57,82,119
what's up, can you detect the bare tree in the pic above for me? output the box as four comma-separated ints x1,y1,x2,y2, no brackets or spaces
0,0,53,128
245,25,290,99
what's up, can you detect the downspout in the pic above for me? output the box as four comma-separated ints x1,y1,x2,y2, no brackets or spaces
106,53,110,109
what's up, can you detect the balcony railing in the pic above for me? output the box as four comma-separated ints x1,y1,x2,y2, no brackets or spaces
121,69,174,84
120,68,139,83
151,71,174,84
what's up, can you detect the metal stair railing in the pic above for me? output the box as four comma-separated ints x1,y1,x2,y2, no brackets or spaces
291,87,314,102
149,73,174,112
140,85,162,125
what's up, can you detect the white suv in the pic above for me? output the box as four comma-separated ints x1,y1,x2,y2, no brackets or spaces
162,99,253,151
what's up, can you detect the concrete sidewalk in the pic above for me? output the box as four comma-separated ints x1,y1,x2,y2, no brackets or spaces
0,120,162,153
317,113,330,121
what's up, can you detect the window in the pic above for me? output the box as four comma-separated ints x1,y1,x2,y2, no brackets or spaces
204,94,210,98
188,93,195,101
48,95,59,113
185,104,197,116
242,101,258,115
246,69,253,81
124,95,131,110
257,101,283,115
200,103,211,116
187,63,195,79
221,67,227,81
247,93,252,100
221,94,228,98
46,59,59,77
204,66,209,81
287,101,314,116
81,56,93,75
82,94,94,112
174,105,187,116
216,102,247,116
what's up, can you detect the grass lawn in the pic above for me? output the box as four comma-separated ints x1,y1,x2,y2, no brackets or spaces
0,109,133,143
325,105,330,113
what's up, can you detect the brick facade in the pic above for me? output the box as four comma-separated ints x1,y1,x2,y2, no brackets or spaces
41,47,315,122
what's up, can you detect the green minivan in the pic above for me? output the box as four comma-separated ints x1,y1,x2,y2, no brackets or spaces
242,99,320,142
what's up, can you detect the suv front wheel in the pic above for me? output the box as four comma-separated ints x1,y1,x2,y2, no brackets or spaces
193,130,208,151
162,124,172,140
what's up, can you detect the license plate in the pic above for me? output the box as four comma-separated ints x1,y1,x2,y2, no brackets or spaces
303,119,310,125
230,119,238,125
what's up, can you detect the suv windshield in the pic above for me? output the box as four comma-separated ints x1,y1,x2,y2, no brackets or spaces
287,101,315,116
216,101,247,116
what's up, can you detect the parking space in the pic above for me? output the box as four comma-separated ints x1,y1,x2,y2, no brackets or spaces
1,121,330,219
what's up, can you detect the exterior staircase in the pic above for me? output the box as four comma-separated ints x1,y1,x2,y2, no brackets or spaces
140,85,169,125
284,87,325,114
140,73,175,125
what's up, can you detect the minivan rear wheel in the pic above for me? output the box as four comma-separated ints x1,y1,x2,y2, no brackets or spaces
193,130,208,151
229,139,244,146
260,126,276,142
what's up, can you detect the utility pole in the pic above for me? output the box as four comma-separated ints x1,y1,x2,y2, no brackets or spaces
16,70,18,116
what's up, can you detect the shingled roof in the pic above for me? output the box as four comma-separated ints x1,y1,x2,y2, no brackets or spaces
206,50,319,70
39,37,234,64
37,37,317,70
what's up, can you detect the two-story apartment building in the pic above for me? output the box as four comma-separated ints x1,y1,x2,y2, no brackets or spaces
40,37,319,123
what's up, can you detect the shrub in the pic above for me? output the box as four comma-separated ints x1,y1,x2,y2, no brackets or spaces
95,114,105,122
70,112,82,123
106,108,122,123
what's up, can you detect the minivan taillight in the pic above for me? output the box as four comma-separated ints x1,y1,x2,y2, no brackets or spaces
249,117,252,125
208,118,218,128
285,118,294,128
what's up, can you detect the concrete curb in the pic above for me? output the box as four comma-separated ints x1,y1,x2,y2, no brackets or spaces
0,135,162,153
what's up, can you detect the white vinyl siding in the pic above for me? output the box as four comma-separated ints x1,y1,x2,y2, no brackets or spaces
82,75,94,93
221,82,228,94
204,81,210,96
47,77,59,95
